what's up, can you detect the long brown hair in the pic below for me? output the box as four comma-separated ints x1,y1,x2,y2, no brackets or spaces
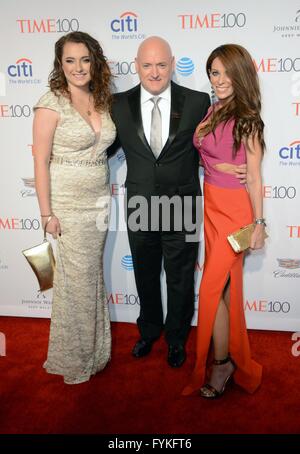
202,44,265,155
49,31,112,112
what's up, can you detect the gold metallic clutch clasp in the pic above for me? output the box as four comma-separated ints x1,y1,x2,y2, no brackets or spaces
227,223,268,253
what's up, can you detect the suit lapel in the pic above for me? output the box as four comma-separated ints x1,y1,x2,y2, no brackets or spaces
127,82,186,159
128,85,152,153
159,82,185,158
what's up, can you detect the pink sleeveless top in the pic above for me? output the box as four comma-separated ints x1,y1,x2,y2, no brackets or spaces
193,108,246,189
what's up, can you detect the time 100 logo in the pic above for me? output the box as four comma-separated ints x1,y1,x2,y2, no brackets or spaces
264,185,296,199
0,104,31,118
110,61,136,76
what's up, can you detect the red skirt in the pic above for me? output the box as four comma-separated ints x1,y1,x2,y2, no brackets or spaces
183,182,262,395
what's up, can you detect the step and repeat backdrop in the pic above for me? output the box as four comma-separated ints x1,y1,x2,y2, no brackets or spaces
0,0,299,330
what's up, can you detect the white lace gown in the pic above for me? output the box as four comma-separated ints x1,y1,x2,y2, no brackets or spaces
34,91,116,384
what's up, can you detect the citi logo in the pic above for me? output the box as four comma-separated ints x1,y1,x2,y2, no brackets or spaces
121,255,134,271
8,58,33,77
176,57,195,76
279,140,300,159
111,12,138,33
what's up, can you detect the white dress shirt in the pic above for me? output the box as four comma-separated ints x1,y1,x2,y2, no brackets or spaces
140,85,171,150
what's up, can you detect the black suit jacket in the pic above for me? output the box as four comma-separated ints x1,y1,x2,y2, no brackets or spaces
111,81,210,199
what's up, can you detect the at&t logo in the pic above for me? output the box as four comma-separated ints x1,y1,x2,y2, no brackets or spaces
110,12,146,40
176,57,195,76
121,255,134,271
116,150,126,162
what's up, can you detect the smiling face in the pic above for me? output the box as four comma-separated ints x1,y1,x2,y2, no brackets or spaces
135,37,174,95
209,57,234,105
61,42,91,90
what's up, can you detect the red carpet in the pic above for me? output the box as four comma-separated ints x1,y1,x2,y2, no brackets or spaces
0,317,299,434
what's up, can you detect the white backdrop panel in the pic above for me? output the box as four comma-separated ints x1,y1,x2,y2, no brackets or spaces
0,0,299,330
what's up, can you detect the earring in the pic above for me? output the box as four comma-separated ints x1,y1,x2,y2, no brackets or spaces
89,80,95,92
211,85,217,104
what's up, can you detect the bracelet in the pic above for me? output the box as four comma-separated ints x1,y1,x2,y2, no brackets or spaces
41,213,52,217
255,218,266,226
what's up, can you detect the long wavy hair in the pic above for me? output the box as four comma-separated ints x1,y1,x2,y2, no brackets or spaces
201,44,265,155
49,31,112,112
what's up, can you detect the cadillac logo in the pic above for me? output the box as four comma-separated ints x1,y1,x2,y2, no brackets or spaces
21,177,36,197
22,177,35,188
277,258,300,269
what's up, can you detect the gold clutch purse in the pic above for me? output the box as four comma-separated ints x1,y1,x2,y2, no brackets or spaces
227,223,268,253
22,219,55,292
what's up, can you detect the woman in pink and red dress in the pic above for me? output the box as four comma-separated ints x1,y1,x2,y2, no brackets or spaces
183,44,266,398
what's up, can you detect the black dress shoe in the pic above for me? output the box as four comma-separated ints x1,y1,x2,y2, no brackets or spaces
132,339,153,358
167,344,186,367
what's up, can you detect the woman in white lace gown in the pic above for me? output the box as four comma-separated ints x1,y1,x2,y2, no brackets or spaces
33,32,116,384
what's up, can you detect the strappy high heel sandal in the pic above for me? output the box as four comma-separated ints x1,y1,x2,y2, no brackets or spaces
200,355,236,399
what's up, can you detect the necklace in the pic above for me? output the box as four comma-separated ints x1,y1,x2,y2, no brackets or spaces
87,94,92,116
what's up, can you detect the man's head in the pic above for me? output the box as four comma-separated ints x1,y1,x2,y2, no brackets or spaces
135,36,174,95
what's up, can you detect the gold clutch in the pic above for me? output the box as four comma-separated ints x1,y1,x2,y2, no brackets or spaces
227,223,268,253
22,221,55,292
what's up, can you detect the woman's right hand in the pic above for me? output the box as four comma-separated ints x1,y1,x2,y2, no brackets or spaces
42,215,61,239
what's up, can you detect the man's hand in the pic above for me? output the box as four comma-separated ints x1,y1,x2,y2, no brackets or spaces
214,162,247,184
234,163,247,184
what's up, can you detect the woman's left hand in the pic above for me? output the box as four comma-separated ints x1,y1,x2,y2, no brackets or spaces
250,224,266,250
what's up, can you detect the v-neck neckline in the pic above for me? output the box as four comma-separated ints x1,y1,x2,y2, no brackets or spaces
64,95,101,136
72,103,101,136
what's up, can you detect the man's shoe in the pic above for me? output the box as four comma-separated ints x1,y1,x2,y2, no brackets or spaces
132,339,153,358
168,344,186,367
